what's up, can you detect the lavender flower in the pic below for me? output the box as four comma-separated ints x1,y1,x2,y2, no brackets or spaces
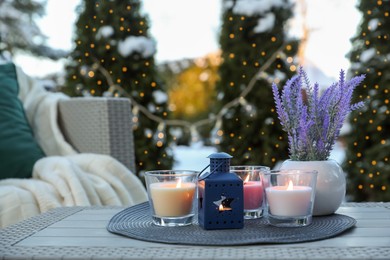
272,67,365,161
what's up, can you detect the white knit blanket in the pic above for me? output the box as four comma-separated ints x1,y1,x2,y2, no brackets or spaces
0,67,147,228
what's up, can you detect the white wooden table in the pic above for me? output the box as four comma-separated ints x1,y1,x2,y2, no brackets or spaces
1,203,389,260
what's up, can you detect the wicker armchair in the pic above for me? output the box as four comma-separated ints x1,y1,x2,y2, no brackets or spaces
58,97,136,173
0,63,146,228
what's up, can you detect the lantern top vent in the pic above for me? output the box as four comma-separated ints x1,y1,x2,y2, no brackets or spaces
207,152,232,174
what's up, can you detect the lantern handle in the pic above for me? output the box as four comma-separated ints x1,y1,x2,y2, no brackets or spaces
198,164,210,178
198,161,225,181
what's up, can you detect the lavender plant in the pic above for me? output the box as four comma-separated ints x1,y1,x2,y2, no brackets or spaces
272,67,365,161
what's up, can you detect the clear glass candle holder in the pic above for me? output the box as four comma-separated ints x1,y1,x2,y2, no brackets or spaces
145,170,198,227
263,169,318,227
230,166,270,219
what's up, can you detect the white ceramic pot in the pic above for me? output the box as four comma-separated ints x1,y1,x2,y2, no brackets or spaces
280,159,346,216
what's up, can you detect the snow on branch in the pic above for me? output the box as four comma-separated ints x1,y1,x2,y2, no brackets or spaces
118,36,156,58
96,26,115,39
254,12,275,33
232,0,286,16
224,0,292,35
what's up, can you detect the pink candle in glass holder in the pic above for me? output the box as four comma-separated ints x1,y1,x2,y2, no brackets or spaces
243,179,263,210
230,166,269,219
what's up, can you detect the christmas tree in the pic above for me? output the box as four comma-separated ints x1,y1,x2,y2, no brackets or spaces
344,0,390,201
214,0,299,167
65,0,173,174
0,0,66,60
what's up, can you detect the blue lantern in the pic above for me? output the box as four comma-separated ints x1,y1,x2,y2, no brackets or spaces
198,152,244,230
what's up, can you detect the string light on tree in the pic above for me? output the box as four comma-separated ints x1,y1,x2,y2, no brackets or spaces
92,39,289,152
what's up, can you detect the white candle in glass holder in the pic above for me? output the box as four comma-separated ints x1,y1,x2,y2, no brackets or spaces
150,179,196,217
266,181,312,217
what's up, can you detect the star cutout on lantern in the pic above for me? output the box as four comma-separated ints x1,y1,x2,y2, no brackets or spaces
213,195,234,211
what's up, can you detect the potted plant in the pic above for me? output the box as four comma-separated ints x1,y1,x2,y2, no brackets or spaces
272,67,365,215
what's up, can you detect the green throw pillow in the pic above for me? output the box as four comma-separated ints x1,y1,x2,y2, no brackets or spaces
0,63,45,179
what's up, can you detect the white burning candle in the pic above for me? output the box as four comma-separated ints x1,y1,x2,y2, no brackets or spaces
266,180,313,217
150,179,196,217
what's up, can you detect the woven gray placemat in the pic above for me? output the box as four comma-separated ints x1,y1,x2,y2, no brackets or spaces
107,202,356,245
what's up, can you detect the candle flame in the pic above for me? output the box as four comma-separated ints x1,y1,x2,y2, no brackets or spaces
244,174,250,184
287,180,294,191
176,178,182,188
218,204,232,211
